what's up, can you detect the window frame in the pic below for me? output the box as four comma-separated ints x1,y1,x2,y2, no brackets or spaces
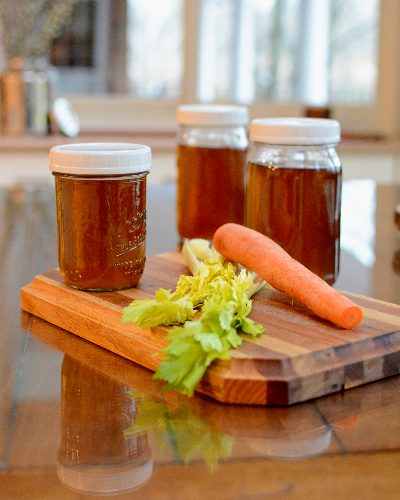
67,0,400,140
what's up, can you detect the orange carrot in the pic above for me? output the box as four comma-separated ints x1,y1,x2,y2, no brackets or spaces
213,223,363,329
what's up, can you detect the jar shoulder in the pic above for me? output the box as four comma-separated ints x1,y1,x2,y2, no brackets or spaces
247,143,341,169
177,126,248,149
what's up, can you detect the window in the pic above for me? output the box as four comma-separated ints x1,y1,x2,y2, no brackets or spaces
52,0,183,97
126,0,183,98
197,0,379,105
329,0,379,104
49,0,399,138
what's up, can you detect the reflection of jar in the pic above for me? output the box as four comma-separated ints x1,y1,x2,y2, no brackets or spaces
245,118,342,285
176,104,248,240
192,397,331,460
58,356,152,495
50,143,151,291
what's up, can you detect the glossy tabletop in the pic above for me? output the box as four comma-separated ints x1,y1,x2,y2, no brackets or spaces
1,179,400,499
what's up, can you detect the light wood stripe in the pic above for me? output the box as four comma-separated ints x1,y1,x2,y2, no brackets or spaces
36,275,124,313
344,289,400,309
245,333,310,355
118,288,152,299
362,307,400,327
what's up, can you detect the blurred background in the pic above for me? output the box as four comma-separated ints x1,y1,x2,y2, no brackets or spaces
48,0,379,106
0,0,399,184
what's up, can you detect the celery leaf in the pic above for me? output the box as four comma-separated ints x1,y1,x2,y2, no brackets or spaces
122,239,265,396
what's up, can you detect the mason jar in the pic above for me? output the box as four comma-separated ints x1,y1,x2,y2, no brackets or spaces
49,143,151,291
245,118,342,285
176,104,248,240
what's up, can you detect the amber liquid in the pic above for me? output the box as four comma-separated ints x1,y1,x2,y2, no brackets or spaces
58,356,148,466
177,145,246,240
55,174,147,290
245,162,341,284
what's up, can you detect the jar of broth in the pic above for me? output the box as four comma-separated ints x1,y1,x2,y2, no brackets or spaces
176,104,248,240
245,118,342,285
50,143,151,291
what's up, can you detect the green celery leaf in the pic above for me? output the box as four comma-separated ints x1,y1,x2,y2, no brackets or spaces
241,317,265,336
195,331,224,353
225,327,243,349
122,288,195,327
122,240,265,396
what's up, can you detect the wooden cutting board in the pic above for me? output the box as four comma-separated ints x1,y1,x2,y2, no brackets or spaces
20,253,400,406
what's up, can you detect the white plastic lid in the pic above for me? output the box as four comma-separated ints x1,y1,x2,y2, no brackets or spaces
176,104,249,126
49,143,152,175
249,118,340,145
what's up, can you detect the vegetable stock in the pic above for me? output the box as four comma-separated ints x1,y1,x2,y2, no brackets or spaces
55,174,147,290
245,163,341,284
177,145,245,240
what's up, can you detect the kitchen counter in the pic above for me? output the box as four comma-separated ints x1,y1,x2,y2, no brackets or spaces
1,179,400,498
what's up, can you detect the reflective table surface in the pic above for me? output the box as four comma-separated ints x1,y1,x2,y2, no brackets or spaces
1,179,400,499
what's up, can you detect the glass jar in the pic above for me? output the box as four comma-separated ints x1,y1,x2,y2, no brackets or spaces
176,104,248,240
50,143,151,291
245,118,342,285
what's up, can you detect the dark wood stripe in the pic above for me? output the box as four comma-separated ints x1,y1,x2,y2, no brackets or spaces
383,352,400,377
267,380,290,406
344,361,364,387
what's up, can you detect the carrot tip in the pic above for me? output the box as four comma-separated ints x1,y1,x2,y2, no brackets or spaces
340,306,363,329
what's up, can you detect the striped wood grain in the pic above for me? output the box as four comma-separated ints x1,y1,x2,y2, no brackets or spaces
20,253,400,405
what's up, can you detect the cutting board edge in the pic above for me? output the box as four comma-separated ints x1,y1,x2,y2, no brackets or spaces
20,282,163,373
19,258,400,406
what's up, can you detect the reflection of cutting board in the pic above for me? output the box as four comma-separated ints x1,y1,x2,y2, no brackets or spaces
20,253,400,406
